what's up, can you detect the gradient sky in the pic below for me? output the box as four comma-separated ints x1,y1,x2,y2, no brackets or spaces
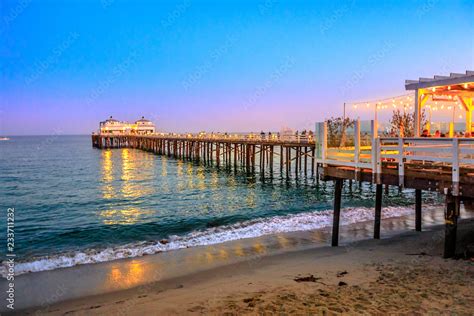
0,0,473,135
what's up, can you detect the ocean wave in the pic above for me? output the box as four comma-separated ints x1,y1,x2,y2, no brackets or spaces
1,205,422,277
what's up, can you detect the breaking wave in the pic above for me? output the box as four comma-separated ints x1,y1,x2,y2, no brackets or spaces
1,206,419,277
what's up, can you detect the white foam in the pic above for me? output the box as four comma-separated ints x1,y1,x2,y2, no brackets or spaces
0,205,421,277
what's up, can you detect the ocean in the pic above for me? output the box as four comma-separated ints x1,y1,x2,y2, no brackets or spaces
0,135,441,276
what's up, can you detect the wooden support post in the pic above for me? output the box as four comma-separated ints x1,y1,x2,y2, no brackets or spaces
332,179,343,247
299,147,302,172
374,184,383,239
444,194,460,258
252,145,256,170
415,189,422,232
295,147,299,177
287,147,291,176
246,144,250,172
304,147,307,176
280,146,283,174
269,145,274,175
234,144,237,171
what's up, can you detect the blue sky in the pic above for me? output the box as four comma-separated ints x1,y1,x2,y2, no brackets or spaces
0,0,473,135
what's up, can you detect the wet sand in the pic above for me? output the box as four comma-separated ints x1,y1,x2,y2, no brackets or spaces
6,207,474,315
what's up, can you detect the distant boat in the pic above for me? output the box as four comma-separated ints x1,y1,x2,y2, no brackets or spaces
0,137,10,141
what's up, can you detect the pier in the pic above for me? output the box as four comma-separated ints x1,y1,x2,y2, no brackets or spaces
92,71,474,258
92,130,474,258
92,133,318,177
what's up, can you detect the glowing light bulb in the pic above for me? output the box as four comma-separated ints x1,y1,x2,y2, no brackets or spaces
432,87,436,92
464,83,469,89
448,86,451,90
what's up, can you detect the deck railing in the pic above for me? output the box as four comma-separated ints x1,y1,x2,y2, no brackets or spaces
316,120,474,195
97,132,315,144
377,137,474,194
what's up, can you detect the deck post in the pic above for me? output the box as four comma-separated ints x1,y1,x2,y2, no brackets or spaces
354,119,360,179
332,178,343,247
322,122,327,166
415,189,422,232
414,89,420,137
397,137,405,187
452,138,460,196
374,183,383,239
444,194,460,258
370,120,377,182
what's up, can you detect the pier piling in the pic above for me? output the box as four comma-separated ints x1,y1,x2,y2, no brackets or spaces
374,184,383,239
332,179,343,247
415,189,422,232
444,194,460,258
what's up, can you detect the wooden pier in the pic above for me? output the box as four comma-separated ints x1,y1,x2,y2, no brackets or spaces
92,133,318,177
92,129,474,258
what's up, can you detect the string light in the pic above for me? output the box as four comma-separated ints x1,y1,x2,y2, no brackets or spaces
348,93,414,110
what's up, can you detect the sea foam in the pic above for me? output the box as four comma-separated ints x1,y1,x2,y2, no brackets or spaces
1,205,420,277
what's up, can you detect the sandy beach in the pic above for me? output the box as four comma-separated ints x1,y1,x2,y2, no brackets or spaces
10,210,473,315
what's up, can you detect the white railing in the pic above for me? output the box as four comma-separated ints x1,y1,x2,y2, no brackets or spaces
129,132,315,143
378,137,474,194
317,120,473,194
320,120,374,170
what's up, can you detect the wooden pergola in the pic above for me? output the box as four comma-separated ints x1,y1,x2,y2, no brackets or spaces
406,70,474,136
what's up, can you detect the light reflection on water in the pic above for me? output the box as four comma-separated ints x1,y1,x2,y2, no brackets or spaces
106,259,158,290
99,149,155,225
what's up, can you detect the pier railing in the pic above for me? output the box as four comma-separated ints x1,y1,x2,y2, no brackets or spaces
377,137,474,194
96,132,315,144
315,119,474,195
